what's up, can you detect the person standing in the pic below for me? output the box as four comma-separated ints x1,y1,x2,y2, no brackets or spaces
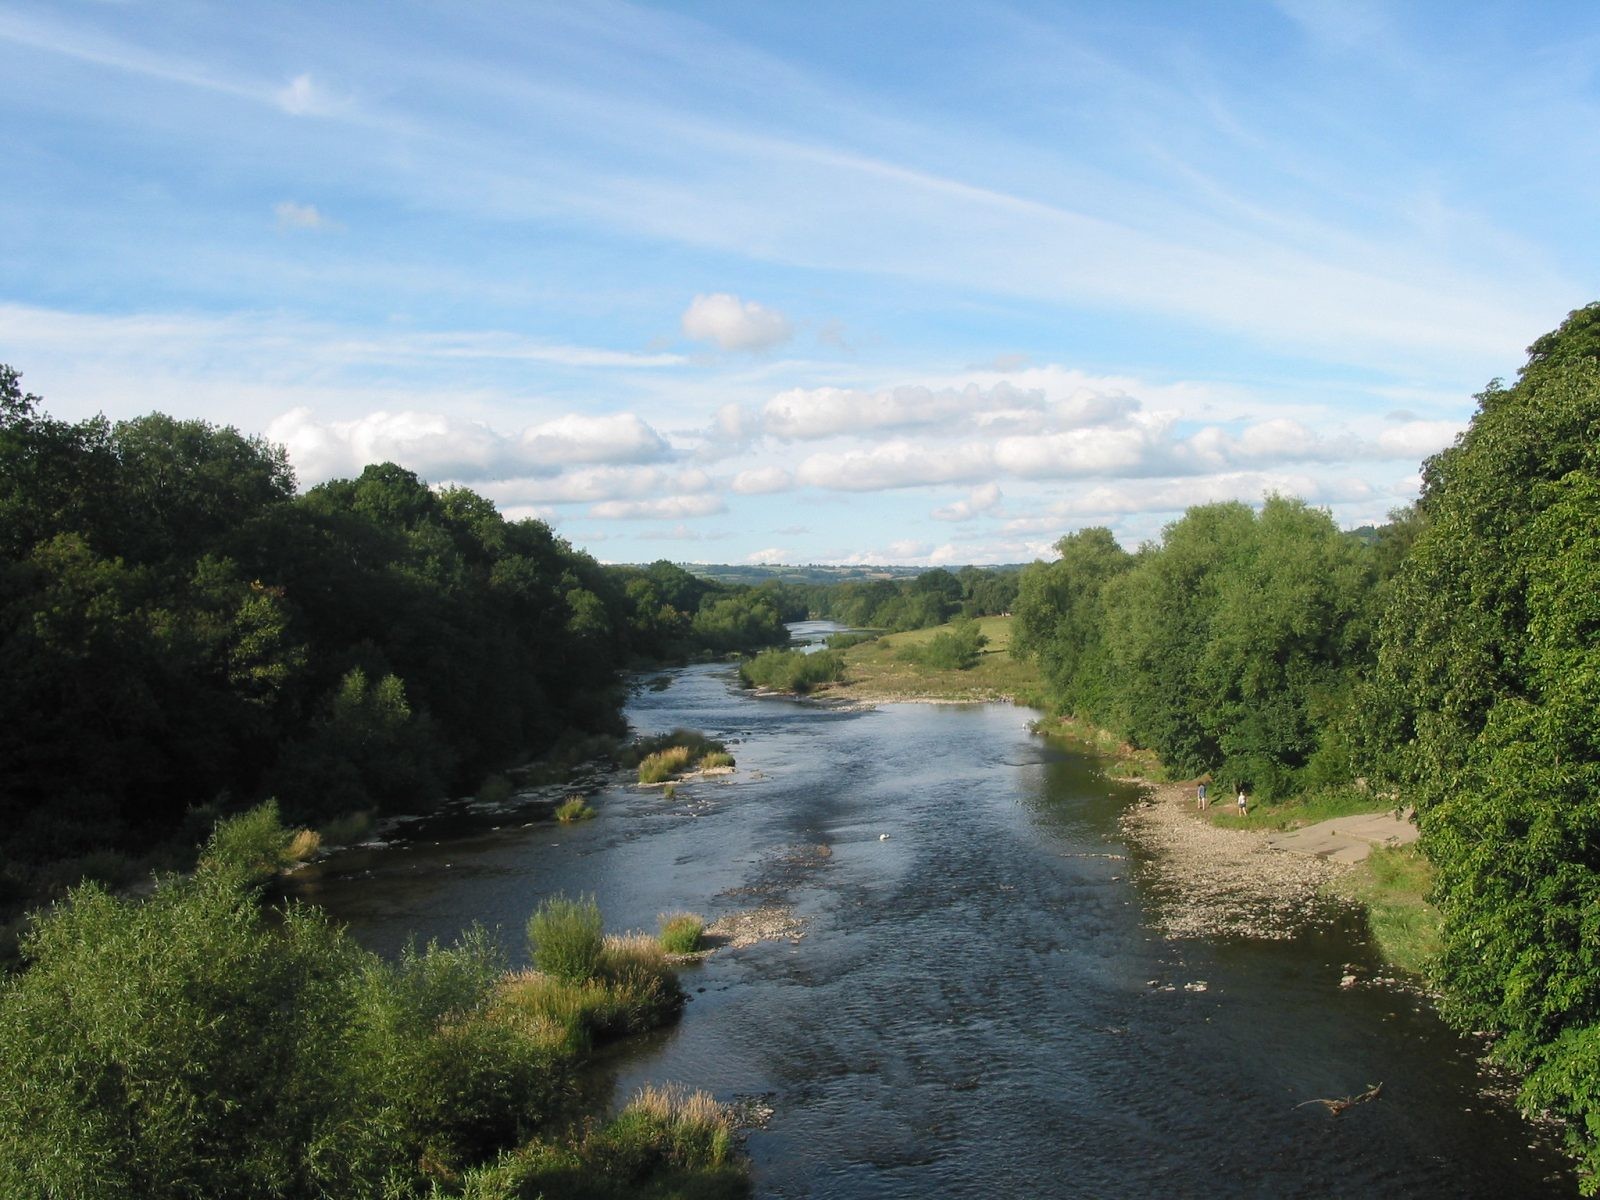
1236,787,1247,817
1197,782,1208,810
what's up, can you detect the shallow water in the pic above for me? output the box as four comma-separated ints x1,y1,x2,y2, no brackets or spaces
292,622,1576,1198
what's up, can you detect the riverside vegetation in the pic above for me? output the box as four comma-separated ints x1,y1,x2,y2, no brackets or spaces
1005,305,1600,1190
5,303,1600,1189
0,361,798,930
0,806,745,1199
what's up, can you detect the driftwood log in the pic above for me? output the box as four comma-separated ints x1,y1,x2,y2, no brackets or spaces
1295,1082,1384,1116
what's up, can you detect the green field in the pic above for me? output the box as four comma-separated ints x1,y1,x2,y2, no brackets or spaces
821,616,1047,706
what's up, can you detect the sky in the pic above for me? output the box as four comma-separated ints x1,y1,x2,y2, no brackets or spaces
1,1,1595,566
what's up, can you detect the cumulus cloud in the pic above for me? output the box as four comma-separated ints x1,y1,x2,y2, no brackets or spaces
264,407,672,485
762,381,1050,442
745,547,790,565
518,413,669,467
483,466,711,506
1374,419,1462,460
933,483,1003,521
681,293,792,351
267,408,504,483
730,465,793,495
589,494,727,520
274,201,339,232
795,440,993,491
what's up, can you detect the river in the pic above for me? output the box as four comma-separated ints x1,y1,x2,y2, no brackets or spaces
290,622,1576,1197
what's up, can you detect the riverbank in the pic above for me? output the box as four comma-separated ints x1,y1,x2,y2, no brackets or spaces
1117,776,1441,978
1121,780,1348,940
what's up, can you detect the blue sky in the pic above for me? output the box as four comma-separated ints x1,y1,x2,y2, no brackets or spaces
1,1,1594,564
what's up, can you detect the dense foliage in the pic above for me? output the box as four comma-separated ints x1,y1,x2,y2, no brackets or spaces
1013,303,1600,1186
737,648,846,694
810,565,1017,632
1014,498,1381,797
0,807,737,1199
0,370,788,893
1365,305,1600,1184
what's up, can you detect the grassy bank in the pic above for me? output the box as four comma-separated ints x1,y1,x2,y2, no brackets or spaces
822,615,1047,705
1329,844,1442,977
0,810,748,1199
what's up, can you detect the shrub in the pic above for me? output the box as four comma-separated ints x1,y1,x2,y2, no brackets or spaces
824,631,879,650
555,795,595,823
527,894,604,982
658,912,705,954
738,649,845,694
697,751,734,770
899,619,988,671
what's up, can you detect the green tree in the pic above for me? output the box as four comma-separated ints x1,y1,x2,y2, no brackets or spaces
1367,306,1600,1183
1012,528,1132,721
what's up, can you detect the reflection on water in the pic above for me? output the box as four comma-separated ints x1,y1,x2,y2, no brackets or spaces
293,628,1576,1198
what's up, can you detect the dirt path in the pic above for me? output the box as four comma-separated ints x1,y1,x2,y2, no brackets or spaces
1264,808,1418,863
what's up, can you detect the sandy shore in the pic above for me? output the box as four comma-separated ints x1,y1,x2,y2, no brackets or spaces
1121,781,1349,940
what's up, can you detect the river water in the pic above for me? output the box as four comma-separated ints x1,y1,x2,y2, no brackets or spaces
291,622,1576,1197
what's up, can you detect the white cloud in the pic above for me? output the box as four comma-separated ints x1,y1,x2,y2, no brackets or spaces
933,482,1003,521
681,293,793,352
761,381,1054,442
275,73,332,116
730,465,793,494
274,200,338,232
517,413,669,467
795,440,993,491
263,407,672,486
266,408,504,483
589,494,727,520
745,547,790,564
482,466,711,506
1374,419,1463,460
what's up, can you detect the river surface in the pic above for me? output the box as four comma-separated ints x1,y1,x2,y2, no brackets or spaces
291,622,1576,1197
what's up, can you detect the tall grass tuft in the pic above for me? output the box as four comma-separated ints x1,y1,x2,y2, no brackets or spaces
285,828,322,862
639,746,693,784
527,894,604,982
600,1083,734,1173
697,751,734,770
554,795,595,823
658,912,705,954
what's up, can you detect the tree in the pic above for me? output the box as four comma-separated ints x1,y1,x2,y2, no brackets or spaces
1369,304,1600,1185
1012,528,1131,721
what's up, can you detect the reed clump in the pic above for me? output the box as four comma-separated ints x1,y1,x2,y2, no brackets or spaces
554,795,595,823
639,745,693,784
658,911,705,954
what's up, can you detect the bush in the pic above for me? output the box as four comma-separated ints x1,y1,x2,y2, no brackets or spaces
527,894,604,982
898,619,988,671
824,631,879,650
697,751,734,770
737,649,845,694
555,795,595,823
658,912,705,954
496,933,682,1050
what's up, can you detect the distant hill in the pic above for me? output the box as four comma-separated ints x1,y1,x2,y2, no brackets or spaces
659,563,1027,586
